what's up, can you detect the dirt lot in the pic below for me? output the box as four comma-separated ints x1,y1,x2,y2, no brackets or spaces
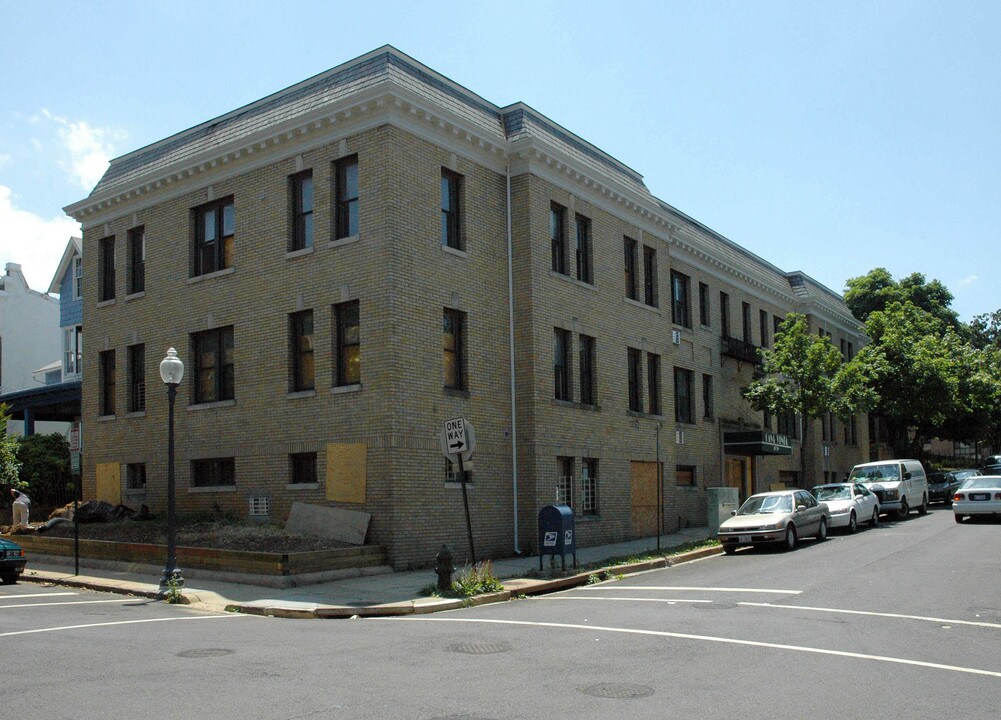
34,519,350,554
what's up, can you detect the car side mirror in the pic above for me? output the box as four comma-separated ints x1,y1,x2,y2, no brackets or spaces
730,510,737,516
796,505,806,512
903,471,912,480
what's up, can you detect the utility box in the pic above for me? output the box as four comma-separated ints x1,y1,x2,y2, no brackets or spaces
707,487,740,535
538,504,577,571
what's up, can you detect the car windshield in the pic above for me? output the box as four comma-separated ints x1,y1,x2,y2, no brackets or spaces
849,464,898,482
961,478,999,490
953,470,979,481
812,486,850,501
927,473,947,483
737,495,793,515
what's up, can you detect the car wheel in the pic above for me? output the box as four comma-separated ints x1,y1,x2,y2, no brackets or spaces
847,511,858,534
897,497,909,520
870,507,880,527
722,545,737,555
816,518,828,542
954,513,964,524
944,499,952,507
783,525,797,551
0,574,16,585
918,495,928,516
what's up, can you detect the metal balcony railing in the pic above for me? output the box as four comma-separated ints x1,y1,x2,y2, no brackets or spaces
720,335,761,365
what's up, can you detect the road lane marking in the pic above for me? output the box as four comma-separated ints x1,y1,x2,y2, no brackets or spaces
739,602,1001,630
0,613,245,637
398,617,1001,679
0,592,78,600
584,586,802,594
537,596,714,604
0,599,147,610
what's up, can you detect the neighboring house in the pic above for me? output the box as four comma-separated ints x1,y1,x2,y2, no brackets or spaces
0,261,66,436
1,239,82,437
64,46,868,568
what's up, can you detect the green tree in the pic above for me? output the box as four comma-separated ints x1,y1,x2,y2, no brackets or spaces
14,432,72,509
0,404,22,489
844,268,961,332
969,309,1001,350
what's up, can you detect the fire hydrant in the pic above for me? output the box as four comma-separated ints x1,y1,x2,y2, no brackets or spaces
435,545,454,592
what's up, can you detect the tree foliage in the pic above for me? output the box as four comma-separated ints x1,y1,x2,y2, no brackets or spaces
0,404,22,489
14,433,73,509
844,268,962,332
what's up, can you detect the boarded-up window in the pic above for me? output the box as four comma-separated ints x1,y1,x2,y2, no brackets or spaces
326,443,367,504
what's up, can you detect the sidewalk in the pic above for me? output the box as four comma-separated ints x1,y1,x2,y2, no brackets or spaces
16,527,719,618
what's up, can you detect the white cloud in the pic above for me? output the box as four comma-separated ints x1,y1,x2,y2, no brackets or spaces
41,110,127,191
0,185,80,293
959,275,979,287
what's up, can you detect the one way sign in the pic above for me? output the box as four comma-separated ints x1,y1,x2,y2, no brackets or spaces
440,416,476,464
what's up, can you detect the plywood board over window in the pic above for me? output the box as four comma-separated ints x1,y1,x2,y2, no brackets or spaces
96,462,122,505
326,443,367,504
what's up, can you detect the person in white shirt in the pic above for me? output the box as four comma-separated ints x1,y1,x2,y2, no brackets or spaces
10,489,30,526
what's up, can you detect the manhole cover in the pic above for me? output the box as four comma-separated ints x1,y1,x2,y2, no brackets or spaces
693,601,738,610
581,682,655,699
176,648,235,659
446,642,512,655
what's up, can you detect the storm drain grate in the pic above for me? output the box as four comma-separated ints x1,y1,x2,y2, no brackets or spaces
446,642,512,655
581,682,655,699
176,648,235,659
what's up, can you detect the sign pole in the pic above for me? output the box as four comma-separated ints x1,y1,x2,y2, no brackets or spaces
458,454,476,565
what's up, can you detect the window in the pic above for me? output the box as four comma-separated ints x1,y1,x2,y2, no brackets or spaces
627,347,643,412
581,458,598,515
445,458,472,484
763,409,772,430
624,237,638,300
847,342,854,360
742,302,752,343
774,314,783,339
579,334,596,405
720,292,730,337
677,465,696,487
699,282,710,326
778,411,798,439
127,343,145,413
760,309,769,348
289,310,315,392
99,235,115,301
99,350,115,416
334,300,360,386
702,373,714,420
671,270,690,327
441,169,461,249
335,156,359,239
443,308,466,391
674,367,694,424
557,456,574,507
554,328,572,401
192,458,235,487
127,226,145,294
849,415,858,445
289,452,317,485
647,352,661,416
192,326,234,403
550,203,567,275
643,246,658,307
72,256,82,300
290,170,314,250
194,197,234,276
126,463,146,491
575,214,592,283
64,326,82,376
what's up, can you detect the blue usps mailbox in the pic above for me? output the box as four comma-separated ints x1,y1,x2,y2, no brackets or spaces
538,504,577,571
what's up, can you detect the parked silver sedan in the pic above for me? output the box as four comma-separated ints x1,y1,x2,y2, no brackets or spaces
811,483,880,533
718,489,830,554
953,476,1001,523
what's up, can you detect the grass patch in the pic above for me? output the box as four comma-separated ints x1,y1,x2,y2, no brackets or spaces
420,560,505,599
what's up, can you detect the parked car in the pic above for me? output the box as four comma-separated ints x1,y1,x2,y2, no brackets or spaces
953,476,1001,523
848,459,928,519
0,537,27,584
927,472,965,506
811,483,880,533
980,463,1001,476
718,489,829,554
979,455,1001,469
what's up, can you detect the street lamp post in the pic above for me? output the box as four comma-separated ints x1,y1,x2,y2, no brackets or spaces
158,348,184,594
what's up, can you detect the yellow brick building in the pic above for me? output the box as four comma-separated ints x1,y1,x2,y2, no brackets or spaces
65,47,867,569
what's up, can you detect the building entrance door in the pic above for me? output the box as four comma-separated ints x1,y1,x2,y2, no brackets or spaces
725,456,752,503
630,461,660,537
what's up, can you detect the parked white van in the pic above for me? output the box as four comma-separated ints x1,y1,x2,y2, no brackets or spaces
848,459,928,520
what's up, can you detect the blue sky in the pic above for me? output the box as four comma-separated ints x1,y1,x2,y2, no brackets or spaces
1,1,998,319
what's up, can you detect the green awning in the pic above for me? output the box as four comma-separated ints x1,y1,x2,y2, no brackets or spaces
724,430,792,456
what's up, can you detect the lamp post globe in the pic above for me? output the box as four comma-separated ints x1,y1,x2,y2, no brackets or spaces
159,347,184,595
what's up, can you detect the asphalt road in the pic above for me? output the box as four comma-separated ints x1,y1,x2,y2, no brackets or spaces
2,505,999,719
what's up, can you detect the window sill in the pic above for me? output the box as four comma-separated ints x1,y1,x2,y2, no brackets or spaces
124,411,147,419
671,322,694,333
287,483,320,491
96,414,117,422
187,267,235,285
444,387,471,399
577,513,600,522
550,270,596,291
96,298,116,308
286,246,315,259
187,399,237,412
331,383,363,395
327,234,360,249
624,297,661,314
287,389,316,400
124,291,145,302
627,410,665,420
189,485,237,493
441,244,468,258
552,399,601,412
